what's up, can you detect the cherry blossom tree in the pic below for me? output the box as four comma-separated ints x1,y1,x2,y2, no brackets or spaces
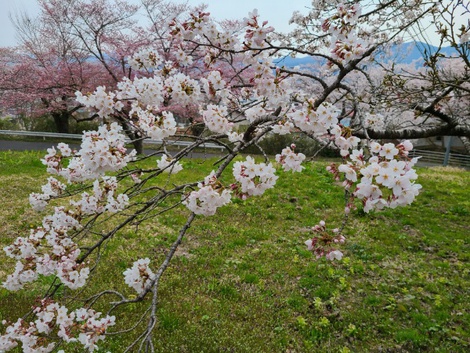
0,43,113,133
345,1,470,149
1,0,235,152
0,1,459,351
0,15,112,133
274,1,470,152
1,0,158,141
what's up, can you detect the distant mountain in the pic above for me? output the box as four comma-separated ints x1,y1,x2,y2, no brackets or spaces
374,41,458,64
274,55,322,67
274,42,459,68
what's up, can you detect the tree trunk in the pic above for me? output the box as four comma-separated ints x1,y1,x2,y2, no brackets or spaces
51,110,70,133
123,125,145,155
460,137,470,155
132,139,144,155
354,125,470,140
111,112,145,155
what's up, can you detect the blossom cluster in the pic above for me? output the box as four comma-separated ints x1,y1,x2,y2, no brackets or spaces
29,176,66,211
165,73,202,105
271,119,294,135
183,171,232,216
253,64,292,106
321,3,371,65
0,299,115,352
362,112,385,130
170,11,213,41
232,156,278,198
130,106,177,140
330,36,368,63
275,144,306,172
200,70,227,98
157,155,183,174
128,48,163,70
168,8,293,115
170,10,239,51
169,8,291,109
76,86,122,118
322,3,362,35
3,206,89,291
70,177,129,215
40,142,73,176
80,124,135,176
287,100,339,136
7,174,129,291
304,220,346,260
77,55,204,142
245,105,272,124
117,76,164,108
202,104,233,134
243,9,275,47
123,258,155,294
333,131,361,157
41,123,136,182
329,140,422,213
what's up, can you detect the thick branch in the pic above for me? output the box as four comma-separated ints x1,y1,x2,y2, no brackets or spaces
356,124,470,139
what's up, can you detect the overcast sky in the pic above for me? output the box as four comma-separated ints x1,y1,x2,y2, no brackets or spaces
0,0,310,47
2,0,464,48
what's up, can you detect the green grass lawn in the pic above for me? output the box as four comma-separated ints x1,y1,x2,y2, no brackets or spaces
0,150,469,352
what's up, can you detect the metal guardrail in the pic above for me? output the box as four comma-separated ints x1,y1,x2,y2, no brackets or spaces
409,149,470,169
0,130,83,140
0,130,225,151
2,130,468,165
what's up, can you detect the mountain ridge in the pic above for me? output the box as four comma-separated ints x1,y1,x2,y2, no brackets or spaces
274,41,459,67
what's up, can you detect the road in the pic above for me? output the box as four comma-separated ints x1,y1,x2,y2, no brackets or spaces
0,140,80,151
0,139,224,159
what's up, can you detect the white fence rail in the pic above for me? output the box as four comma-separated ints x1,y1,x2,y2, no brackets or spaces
0,130,225,151
409,149,470,169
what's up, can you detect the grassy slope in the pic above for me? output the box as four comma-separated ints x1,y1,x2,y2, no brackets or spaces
0,150,468,352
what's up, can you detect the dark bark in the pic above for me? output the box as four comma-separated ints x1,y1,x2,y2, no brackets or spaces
111,109,147,154
132,139,144,155
122,127,144,155
51,110,70,133
354,124,470,140
112,115,145,155
460,137,470,154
